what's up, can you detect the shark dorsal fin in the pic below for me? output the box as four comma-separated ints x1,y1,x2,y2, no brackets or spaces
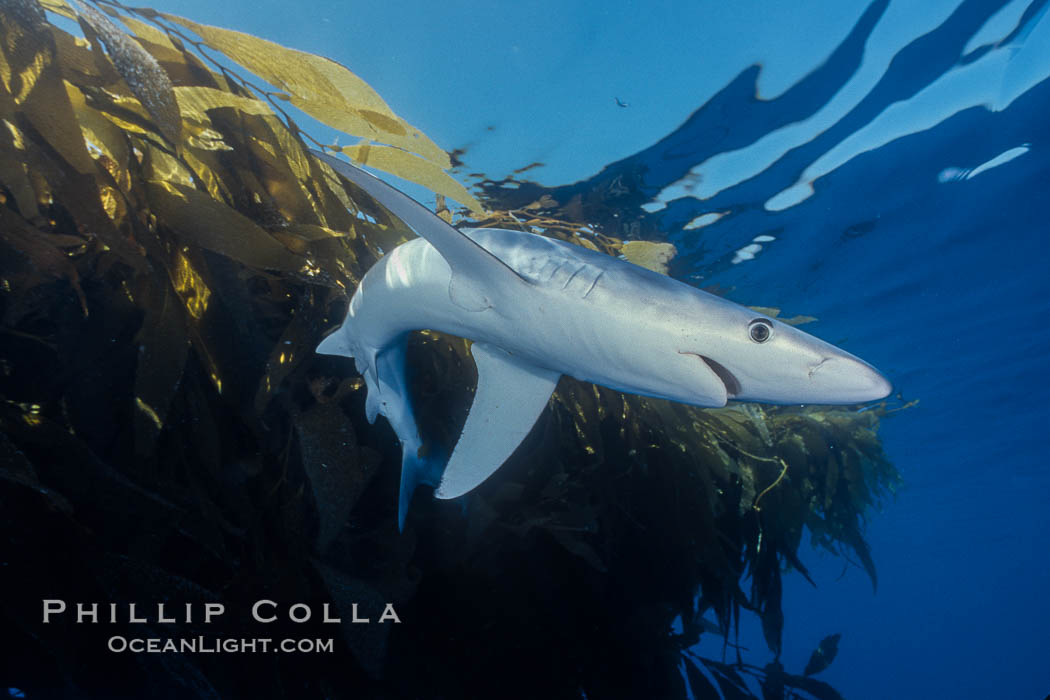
434,343,559,499
311,150,528,311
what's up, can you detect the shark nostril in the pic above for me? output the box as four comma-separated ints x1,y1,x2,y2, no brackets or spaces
700,356,741,397
808,356,831,379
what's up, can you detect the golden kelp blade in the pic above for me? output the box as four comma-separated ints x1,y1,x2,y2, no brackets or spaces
0,120,40,218
168,247,210,321
173,85,274,122
39,0,77,20
117,14,177,49
64,82,132,188
146,180,310,273
619,240,677,275
748,306,818,326
338,142,485,214
161,14,450,168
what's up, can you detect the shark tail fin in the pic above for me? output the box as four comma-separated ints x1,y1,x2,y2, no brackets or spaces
397,441,443,532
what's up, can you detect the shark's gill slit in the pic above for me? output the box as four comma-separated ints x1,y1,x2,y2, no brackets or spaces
700,356,741,397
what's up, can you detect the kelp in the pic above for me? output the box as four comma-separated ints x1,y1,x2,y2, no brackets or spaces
804,634,842,677
0,2,905,699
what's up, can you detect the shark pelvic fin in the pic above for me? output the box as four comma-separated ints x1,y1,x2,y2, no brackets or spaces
316,327,354,358
310,150,529,308
435,343,560,500
365,338,441,530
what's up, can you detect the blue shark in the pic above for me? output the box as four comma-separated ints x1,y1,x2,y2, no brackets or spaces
312,151,892,528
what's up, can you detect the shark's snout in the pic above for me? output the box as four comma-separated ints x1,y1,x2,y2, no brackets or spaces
808,355,892,403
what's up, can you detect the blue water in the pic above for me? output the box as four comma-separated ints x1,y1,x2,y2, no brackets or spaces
607,4,1050,697
668,14,1050,700
154,0,1050,697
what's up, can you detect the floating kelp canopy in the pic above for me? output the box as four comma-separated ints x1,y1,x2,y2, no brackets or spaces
0,2,904,698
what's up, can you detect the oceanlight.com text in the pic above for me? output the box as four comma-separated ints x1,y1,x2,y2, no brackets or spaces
107,636,335,654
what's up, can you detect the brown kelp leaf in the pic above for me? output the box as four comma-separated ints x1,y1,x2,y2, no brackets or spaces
213,111,325,226
183,126,232,153
0,208,88,315
0,403,182,530
132,281,189,456
757,554,784,657
704,661,756,700
281,223,351,242
749,306,781,318
74,2,181,145
252,114,328,224
95,553,222,625
314,562,395,679
804,633,842,677
267,225,357,288
141,140,193,184
3,0,48,33
337,143,484,213
842,524,878,591
300,153,371,235
548,530,608,572
161,14,449,167
146,180,308,273
310,154,417,256
0,15,46,102
0,423,80,520
0,428,40,483
294,402,380,551
760,661,788,700
178,146,230,201
50,23,109,87
748,306,817,326
0,10,97,175
167,247,210,321
780,314,817,326
619,240,677,274
0,120,40,218
681,657,722,699
82,87,162,138
254,290,317,413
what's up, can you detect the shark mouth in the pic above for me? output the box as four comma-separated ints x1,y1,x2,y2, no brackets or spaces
700,356,741,398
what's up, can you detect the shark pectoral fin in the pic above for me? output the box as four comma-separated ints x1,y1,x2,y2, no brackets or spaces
435,343,559,499
310,150,530,300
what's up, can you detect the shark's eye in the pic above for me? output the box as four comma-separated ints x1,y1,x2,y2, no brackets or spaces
748,318,773,343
